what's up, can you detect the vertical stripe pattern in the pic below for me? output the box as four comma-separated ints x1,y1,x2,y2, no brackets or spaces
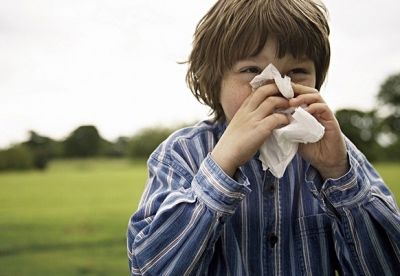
127,120,400,275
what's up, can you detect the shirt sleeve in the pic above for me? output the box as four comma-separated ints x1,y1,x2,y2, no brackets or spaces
127,153,250,276
321,139,400,274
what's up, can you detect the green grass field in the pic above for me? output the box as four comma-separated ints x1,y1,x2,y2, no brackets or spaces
0,159,147,276
0,159,399,276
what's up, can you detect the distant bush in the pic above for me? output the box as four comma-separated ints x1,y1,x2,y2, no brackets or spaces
0,123,196,171
0,145,34,171
23,131,55,170
64,125,101,157
335,109,383,161
128,127,175,159
105,137,130,158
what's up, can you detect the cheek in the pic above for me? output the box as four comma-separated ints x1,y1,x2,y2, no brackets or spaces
220,81,251,122
304,81,316,89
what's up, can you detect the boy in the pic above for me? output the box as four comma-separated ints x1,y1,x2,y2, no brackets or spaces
127,0,400,275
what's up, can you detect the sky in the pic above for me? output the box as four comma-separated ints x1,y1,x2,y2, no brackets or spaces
1,0,400,149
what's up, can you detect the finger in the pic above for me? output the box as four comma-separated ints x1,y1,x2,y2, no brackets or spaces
291,82,319,96
261,112,290,132
256,96,291,119
289,92,326,107
304,103,336,122
247,83,281,111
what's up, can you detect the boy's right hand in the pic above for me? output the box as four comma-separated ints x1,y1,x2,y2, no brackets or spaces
211,83,290,178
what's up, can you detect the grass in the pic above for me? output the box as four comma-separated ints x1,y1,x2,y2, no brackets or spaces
0,159,399,276
372,163,400,196
0,158,147,276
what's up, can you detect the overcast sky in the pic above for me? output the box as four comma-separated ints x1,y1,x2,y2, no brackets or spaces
1,0,399,149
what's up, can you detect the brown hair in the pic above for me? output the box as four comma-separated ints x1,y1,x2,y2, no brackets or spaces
185,0,331,122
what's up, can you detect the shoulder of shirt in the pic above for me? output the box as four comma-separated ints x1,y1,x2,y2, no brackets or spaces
149,119,223,166
344,135,369,165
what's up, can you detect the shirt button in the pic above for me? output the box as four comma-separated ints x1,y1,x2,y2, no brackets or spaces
268,234,278,245
268,185,275,194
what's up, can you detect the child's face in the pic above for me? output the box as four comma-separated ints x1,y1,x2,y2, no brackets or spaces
220,38,316,123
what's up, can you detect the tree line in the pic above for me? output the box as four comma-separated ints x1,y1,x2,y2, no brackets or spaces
1,72,399,171
0,125,179,171
336,72,400,161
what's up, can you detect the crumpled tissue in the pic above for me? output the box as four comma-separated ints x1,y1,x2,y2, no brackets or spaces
249,64,325,178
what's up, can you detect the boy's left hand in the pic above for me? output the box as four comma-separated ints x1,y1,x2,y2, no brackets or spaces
289,83,349,180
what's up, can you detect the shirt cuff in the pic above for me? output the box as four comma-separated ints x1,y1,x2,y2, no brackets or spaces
192,153,251,215
320,152,371,208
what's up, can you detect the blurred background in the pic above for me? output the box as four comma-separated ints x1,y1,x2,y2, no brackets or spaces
1,0,399,275
1,0,400,150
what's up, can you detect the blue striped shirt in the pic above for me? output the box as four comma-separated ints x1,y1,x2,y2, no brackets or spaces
127,120,400,275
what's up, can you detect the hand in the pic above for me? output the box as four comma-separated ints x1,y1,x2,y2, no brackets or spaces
211,83,290,177
289,83,349,180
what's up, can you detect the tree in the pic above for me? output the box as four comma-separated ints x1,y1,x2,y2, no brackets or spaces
23,131,55,170
129,127,175,159
376,72,400,160
106,136,130,157
335,109,383,161
377,72,400,112
64,125,102,157
0,145,34,171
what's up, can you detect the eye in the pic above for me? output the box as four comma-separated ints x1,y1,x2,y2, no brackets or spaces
241,67,262,74
287,68,307,76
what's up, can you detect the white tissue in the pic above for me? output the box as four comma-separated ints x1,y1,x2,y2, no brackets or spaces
250,63,294,99
249,64,325,178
